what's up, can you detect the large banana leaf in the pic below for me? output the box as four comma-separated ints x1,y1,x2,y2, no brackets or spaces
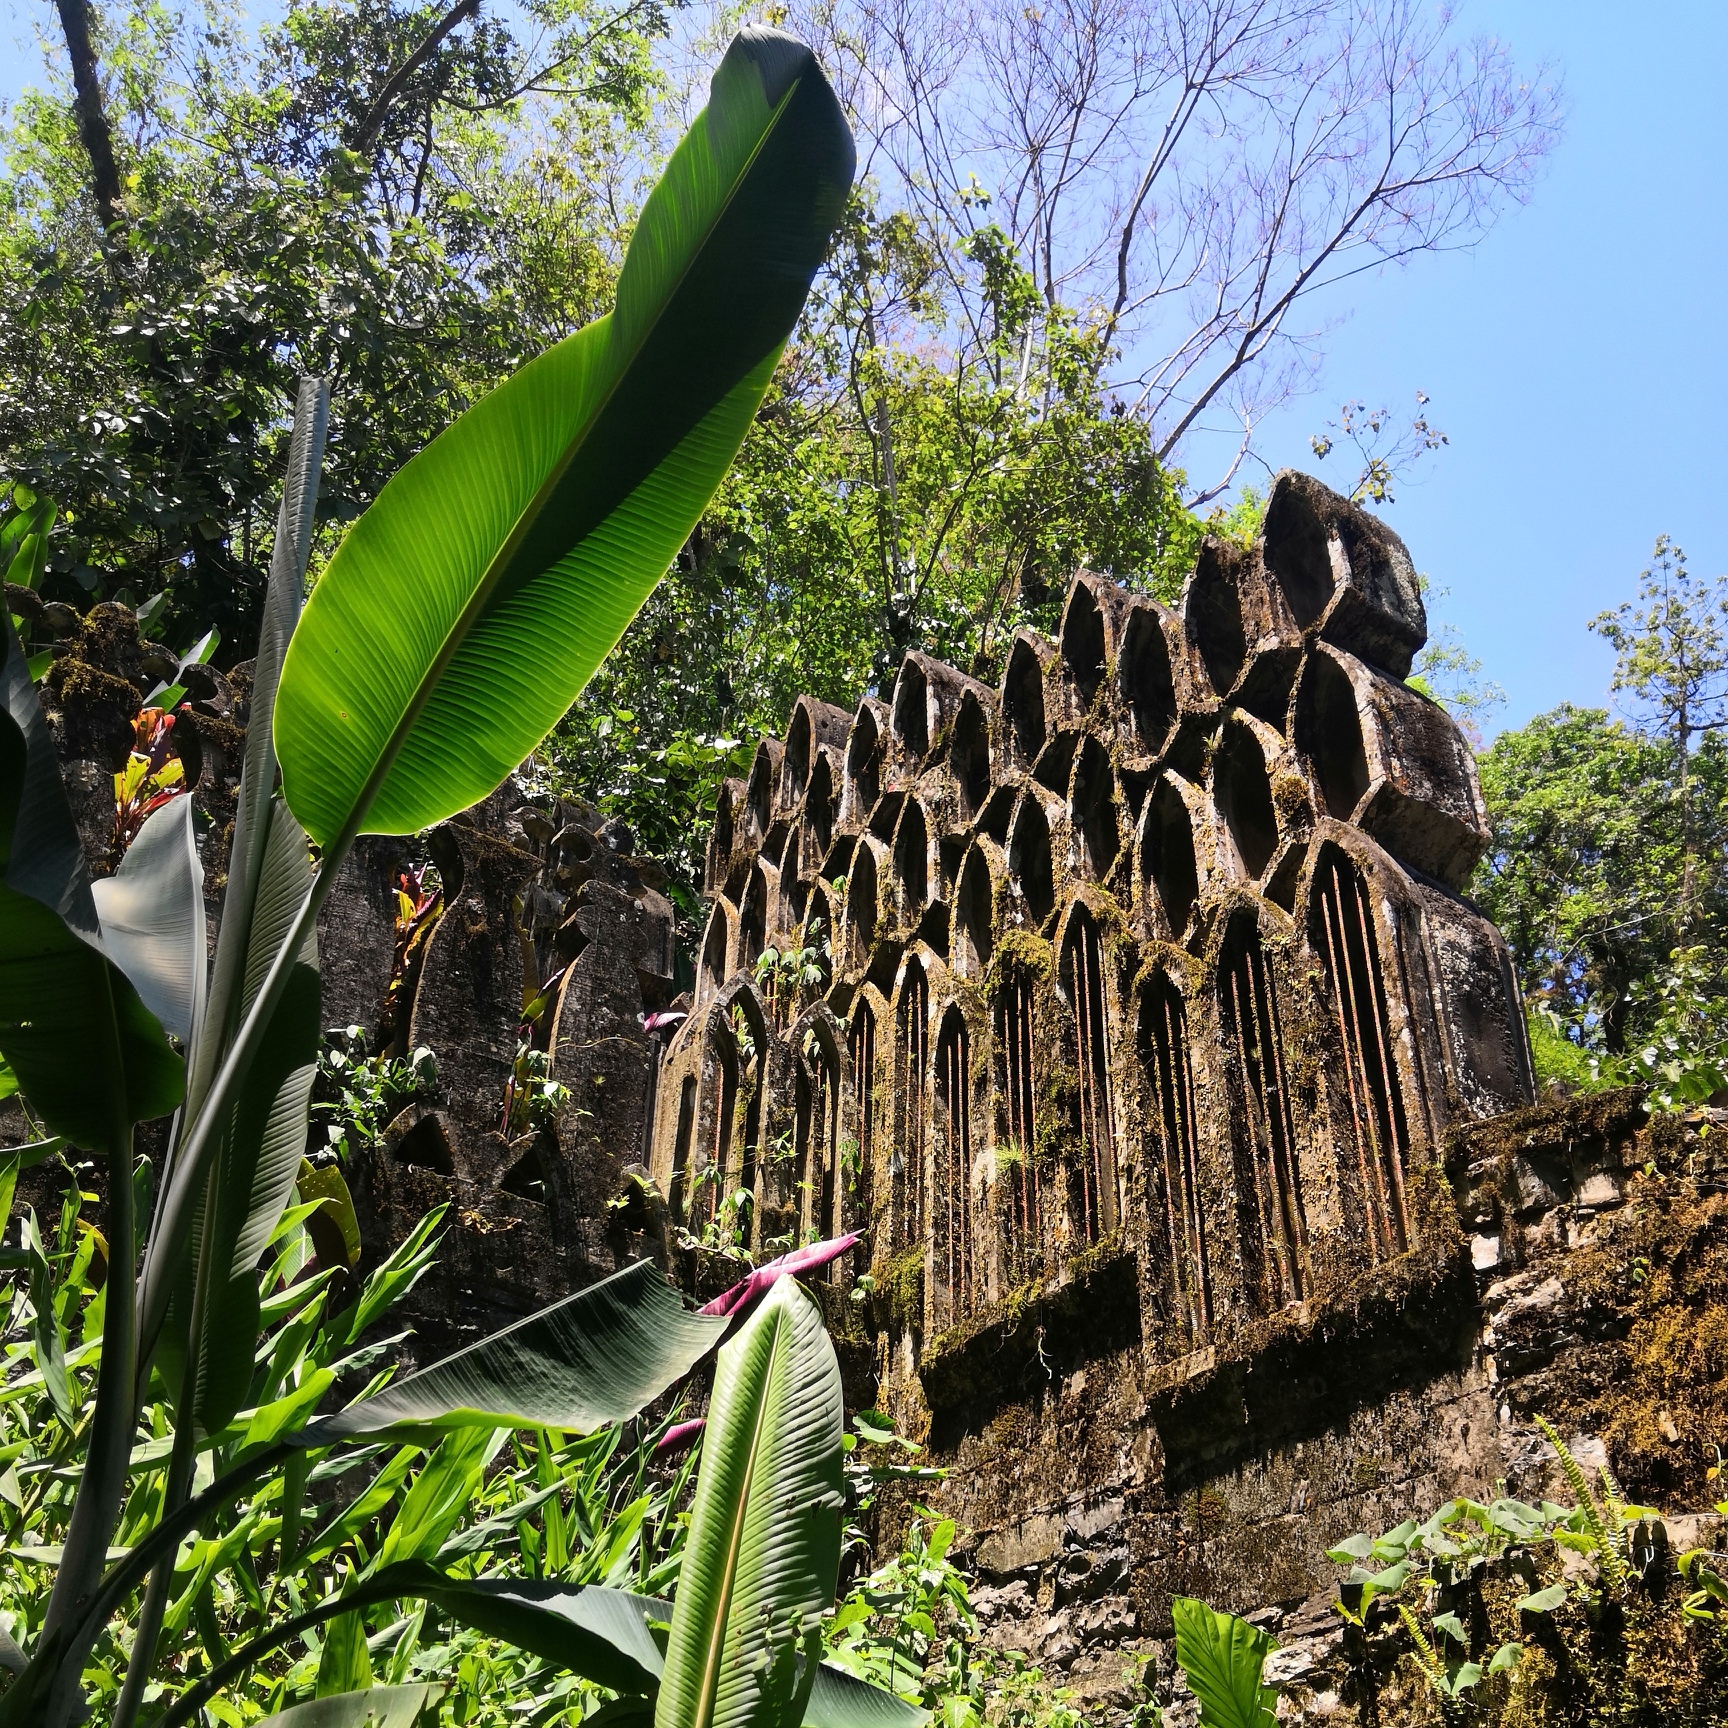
90,794,206,1045
255,1685,440,1728
298,1259,726,1442
0,615,182,1144
273,28,855,848
656,1277,844,1728
805,1665,930,1728
159,798,321,1430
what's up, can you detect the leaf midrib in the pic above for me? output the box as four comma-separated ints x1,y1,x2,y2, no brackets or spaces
327,67,805,850
694,1309,786,1725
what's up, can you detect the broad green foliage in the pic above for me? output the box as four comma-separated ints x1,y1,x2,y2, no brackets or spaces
1170,1597,1277,1728
275,28,857,847
657,1277,844,1728
0,30,869,1725
1320,1439,1728,1722
1475,539,1728,1069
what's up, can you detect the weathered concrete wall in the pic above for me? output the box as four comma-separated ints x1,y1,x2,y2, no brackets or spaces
17,478,1721,1724
916,1087,1728,1717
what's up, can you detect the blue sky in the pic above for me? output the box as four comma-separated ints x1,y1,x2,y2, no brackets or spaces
2,0,1723,737
1183,0,1728,736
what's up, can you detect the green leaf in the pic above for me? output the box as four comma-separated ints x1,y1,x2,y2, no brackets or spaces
656,1277,844,1728
0,616,183,1145
159,798,321,1431
1488,1642,1522,1675
373,1426,496,1568
299,1157,361,1270
1,489,53,591
1516,1583,1568,1614
1171,1597,1278,1728
0,1053,13,1104
1431,1611,1468,1647
406,1571,666,1695
273,28,855,848
316,1610,374,1697
255,1687,440,1728
90,794,206,1044
324,1205,444,1350
803,1663,931,1728
142,381,327,1358
1324,1534,1372,1564
297,1258,726,1443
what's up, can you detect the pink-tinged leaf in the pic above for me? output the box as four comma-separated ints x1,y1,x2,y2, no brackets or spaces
655,1419,705,1456
700,1233,860,1319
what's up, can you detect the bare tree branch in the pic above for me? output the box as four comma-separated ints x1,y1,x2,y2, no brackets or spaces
791,0,1563,495
348,0,480,160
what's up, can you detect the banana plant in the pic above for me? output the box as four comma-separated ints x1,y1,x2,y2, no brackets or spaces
0,27,857,1728
146,1279,927,1728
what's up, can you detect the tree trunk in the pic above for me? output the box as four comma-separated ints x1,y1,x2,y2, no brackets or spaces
54,0,127,242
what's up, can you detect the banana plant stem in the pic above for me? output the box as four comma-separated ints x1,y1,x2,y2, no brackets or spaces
156,1570,413,1728
111,1350,201,1728
35,966,138,1728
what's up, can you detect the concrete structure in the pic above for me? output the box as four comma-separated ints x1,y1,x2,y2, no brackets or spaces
652,467,1534,1369
21,472,1728,1718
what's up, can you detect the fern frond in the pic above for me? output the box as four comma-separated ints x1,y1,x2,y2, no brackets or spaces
1398,1603,1445,1681
1536,1415,1626,1595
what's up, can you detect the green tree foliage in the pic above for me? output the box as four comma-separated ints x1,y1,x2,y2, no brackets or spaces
0,0,662,645
550,199,1201,912
1473,540,1728,1063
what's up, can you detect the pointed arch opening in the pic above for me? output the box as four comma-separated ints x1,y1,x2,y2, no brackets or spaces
846,841,881,964
1187,539,1248,697
893,960,931,1253
746,740,780,838
1296,653,1371,820
934,1007,975,1327
1071,735,1120,881
1214,720,1277,879
796,1021,844,1249
1059,908,1117,1245
848,1000,877,1236
1140,779,1199,939
695,1012,742,1240
1218,913,1307,1308
893,801,930,925
670,1071,698,1224
954,846,996,977
1002,636,1047,768
804,751,836,866
846,702,883,818
951,690,992,821
891,656,931,759
995,966,1040,1283
1311,846,1411,1260
1139,974,1210,1340
739,862,773,970
1007,795,1055,926
1061,582,1108,710
1119,605,1177,756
